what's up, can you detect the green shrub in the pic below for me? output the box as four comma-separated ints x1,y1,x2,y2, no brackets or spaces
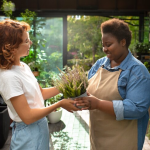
135,43,150,54
67,59,92,71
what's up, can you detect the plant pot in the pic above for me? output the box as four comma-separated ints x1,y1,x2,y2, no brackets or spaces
32,71,39,77
145,55,150,59
0,106,10,148
47,108,62,124
72,91,88,109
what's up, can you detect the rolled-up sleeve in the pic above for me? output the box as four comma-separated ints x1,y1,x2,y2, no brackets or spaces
123,76,150,120
113,64,150,121
114,64,150,120
113,100,124,120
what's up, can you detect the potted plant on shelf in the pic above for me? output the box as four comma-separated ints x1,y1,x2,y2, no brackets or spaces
45,93,63,124
53,65,89,108
135,42,150,60
28,61,42,77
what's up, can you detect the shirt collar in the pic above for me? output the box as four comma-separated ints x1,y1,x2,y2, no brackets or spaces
102,50,132,70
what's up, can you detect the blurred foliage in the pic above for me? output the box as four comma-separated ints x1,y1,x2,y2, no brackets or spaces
67,59,93,71
134,43,150,53
144,61,150,71
46,93,62,105
38,71,59,88
36,18,63,72
67,16,107,64
38,71,62,109
1,0,15,18
20,9,36,25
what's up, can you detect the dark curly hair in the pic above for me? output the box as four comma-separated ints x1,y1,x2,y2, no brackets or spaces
101,18,132,48
0,19,30,69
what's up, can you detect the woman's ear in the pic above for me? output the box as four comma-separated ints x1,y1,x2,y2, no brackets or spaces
12,48,17,55
121,39,126,47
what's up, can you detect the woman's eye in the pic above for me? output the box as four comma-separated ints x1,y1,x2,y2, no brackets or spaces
107,44,111,47
103,44,111,48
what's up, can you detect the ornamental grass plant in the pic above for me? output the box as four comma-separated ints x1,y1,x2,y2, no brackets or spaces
53,65,88,99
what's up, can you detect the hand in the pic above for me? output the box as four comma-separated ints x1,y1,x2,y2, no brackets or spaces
59,99,81,113
74,92,99,110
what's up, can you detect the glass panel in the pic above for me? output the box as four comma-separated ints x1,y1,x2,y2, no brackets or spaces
37,17,63,72
67,15,107,71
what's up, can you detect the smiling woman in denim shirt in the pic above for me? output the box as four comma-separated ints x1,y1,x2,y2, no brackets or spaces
75,18,150,150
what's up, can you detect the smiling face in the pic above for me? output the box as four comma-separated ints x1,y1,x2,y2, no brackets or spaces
102,33,128,65
15,31,32,59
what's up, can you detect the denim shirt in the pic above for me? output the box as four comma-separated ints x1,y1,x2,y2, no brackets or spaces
88,50,150,121
88,50,150,149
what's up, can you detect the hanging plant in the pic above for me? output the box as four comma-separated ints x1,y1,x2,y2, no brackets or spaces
1,0,15,18
20,9,36,25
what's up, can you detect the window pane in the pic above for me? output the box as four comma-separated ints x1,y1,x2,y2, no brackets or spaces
37,17,63,72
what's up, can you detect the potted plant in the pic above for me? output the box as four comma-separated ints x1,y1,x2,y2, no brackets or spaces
53,65,89,108
45,94,63,124
28,61,42,76
135,43,150,60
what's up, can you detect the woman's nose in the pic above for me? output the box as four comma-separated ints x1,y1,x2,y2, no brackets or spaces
30,40,33,45
103,47,108,52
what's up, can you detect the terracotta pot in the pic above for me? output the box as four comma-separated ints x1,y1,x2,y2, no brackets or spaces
145,55,150,59
32,71,39,77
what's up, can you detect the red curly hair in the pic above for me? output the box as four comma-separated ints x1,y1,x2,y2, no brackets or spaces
0,19,30,69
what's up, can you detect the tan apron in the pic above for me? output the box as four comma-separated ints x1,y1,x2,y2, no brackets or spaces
87,67,137,150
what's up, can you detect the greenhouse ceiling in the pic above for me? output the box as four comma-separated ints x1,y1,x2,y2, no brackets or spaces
0,0,150,16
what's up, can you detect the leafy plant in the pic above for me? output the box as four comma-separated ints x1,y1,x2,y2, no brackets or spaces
45,94,63,111
53,65,88,98
38,71,61,109
1,0,15,18
20,9,36,25
21,50,35,64
67,16,106,64
135,43,150,54
20,11,46,68
46,94,63,105
67,58,93,71
38,71,59,87
28,61,42,72
144,61,150,71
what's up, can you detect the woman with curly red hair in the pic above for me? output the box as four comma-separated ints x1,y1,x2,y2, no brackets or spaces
0,19,79,150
